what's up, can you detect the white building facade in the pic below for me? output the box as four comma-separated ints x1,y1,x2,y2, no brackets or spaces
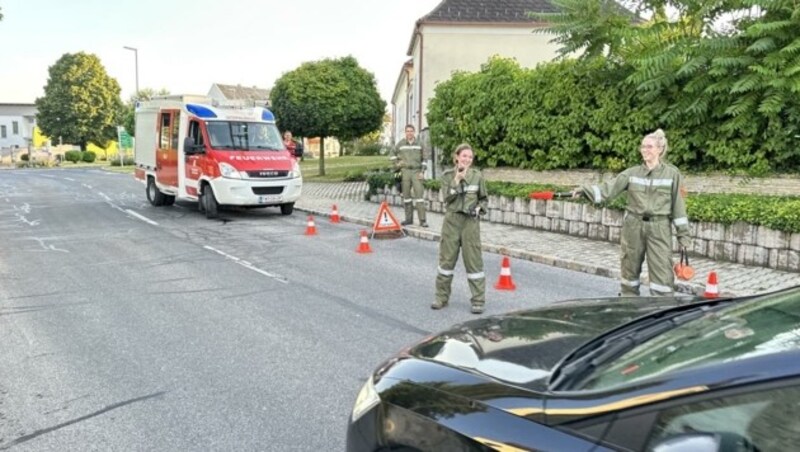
0,103,36,149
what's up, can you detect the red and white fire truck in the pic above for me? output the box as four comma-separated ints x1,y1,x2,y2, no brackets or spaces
133,95,303,219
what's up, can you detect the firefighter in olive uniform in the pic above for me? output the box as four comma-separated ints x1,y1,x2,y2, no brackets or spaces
433,143,489,314
390,124,428,227
573,129,691,296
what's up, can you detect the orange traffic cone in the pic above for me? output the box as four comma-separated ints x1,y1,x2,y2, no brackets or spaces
494,256,516,290
304,215,318,236
703,271,719,298
356,230,373,254
330,204,341,223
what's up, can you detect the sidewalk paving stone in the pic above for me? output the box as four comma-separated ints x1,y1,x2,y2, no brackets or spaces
297,182,800,297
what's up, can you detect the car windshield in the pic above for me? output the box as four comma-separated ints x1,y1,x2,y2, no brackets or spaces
574,287,800,391
206,121,284,151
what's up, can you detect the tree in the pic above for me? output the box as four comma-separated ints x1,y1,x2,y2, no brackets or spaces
270,56,386,175
122,88,170,137
531,0,800,172
35,52,123,151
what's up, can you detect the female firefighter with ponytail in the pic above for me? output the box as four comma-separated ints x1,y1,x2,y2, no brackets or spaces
571,129,691,296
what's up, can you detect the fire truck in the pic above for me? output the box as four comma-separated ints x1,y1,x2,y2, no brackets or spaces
133,95,303,219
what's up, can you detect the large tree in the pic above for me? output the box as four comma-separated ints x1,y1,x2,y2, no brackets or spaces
270,56,385,175
36,52,123,151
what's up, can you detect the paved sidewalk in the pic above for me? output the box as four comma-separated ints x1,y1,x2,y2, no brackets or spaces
296,182,800,297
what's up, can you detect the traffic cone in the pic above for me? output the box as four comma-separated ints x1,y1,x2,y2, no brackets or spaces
356,230,373,254
494,256,516,290
330,204,341,223
304,215,318,236
703,271,719,298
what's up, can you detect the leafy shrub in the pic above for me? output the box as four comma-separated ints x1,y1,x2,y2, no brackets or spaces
343,169,367,181
356,143,383,156
65,150,82,163
20,154,30,162
109,157,135,166
82,151,97,163
426,56,800,173
365,169,397,196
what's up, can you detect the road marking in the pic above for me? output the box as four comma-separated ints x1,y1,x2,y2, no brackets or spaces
125,209,158,226
203,245,288,284
15,213,40,226
31,237,69,253
64,177,75,182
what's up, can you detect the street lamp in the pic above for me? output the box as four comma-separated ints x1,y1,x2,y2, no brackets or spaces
123,46,139,97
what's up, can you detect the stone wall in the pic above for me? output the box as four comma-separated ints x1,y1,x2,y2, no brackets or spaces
482,168,800,196
373,187,800,272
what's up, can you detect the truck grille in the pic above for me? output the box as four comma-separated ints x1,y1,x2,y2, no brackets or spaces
252,186,284,195
246,170,288,178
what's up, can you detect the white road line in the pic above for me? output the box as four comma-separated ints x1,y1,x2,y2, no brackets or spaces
125,209,159,226
64,177,75,182
99,192,112,202
203,245,288,284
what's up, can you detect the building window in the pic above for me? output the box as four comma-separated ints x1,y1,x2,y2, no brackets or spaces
12,121,19,135
1,125,6,139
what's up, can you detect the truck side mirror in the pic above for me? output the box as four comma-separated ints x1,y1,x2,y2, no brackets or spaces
183,136,204,155
293,140,304,158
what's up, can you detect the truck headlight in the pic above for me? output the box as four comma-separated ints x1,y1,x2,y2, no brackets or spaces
219,162,242,179
289,160,302,179
351,376,380,422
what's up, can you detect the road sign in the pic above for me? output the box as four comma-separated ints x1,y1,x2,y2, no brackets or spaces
117,127,133,149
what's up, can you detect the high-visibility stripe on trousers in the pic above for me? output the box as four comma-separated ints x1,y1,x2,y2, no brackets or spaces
435,212,485,305
620,214,674,296
401,168,426,223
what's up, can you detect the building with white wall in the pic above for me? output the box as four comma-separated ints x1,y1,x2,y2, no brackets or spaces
392,0,561,143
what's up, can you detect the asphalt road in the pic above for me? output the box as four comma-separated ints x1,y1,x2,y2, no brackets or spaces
0,168,618,451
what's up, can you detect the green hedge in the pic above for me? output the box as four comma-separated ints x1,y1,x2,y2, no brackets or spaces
427,56,800,174
65,150,82,163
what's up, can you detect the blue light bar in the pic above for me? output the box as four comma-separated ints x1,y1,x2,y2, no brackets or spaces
186,104,217,118
261,109,275,121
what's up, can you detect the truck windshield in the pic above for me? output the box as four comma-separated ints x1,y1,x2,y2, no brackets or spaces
206,121,284,151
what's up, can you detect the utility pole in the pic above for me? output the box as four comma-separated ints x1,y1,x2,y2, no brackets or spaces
123,46,139,96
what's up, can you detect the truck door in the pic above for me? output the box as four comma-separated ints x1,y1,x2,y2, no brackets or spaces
157,110,179,188
184,120,204,197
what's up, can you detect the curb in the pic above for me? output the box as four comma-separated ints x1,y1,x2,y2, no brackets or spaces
298,205,730,298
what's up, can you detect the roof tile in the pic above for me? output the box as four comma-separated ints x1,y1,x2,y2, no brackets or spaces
421,0,558,23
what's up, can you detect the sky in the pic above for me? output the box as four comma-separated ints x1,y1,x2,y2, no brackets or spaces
0,0,442,106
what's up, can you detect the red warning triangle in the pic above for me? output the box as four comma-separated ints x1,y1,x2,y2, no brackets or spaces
372,201,404,233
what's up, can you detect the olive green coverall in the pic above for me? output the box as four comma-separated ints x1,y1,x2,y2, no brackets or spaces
435,168,489,308
390,138,427,224
580,163,691,296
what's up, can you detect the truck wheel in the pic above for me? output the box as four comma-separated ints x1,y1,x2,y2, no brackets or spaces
146,177,166,206
203,186,219,219
280,203,294,216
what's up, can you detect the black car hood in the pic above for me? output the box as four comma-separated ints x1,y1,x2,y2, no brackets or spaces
407,296,693,392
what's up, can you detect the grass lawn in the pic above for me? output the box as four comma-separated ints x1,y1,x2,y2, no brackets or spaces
299,155,390,182
95,155,391,181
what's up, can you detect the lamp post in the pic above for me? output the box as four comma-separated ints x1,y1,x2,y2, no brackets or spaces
123,46,139,97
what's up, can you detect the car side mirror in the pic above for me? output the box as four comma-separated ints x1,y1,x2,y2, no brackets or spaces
294,140,304,158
